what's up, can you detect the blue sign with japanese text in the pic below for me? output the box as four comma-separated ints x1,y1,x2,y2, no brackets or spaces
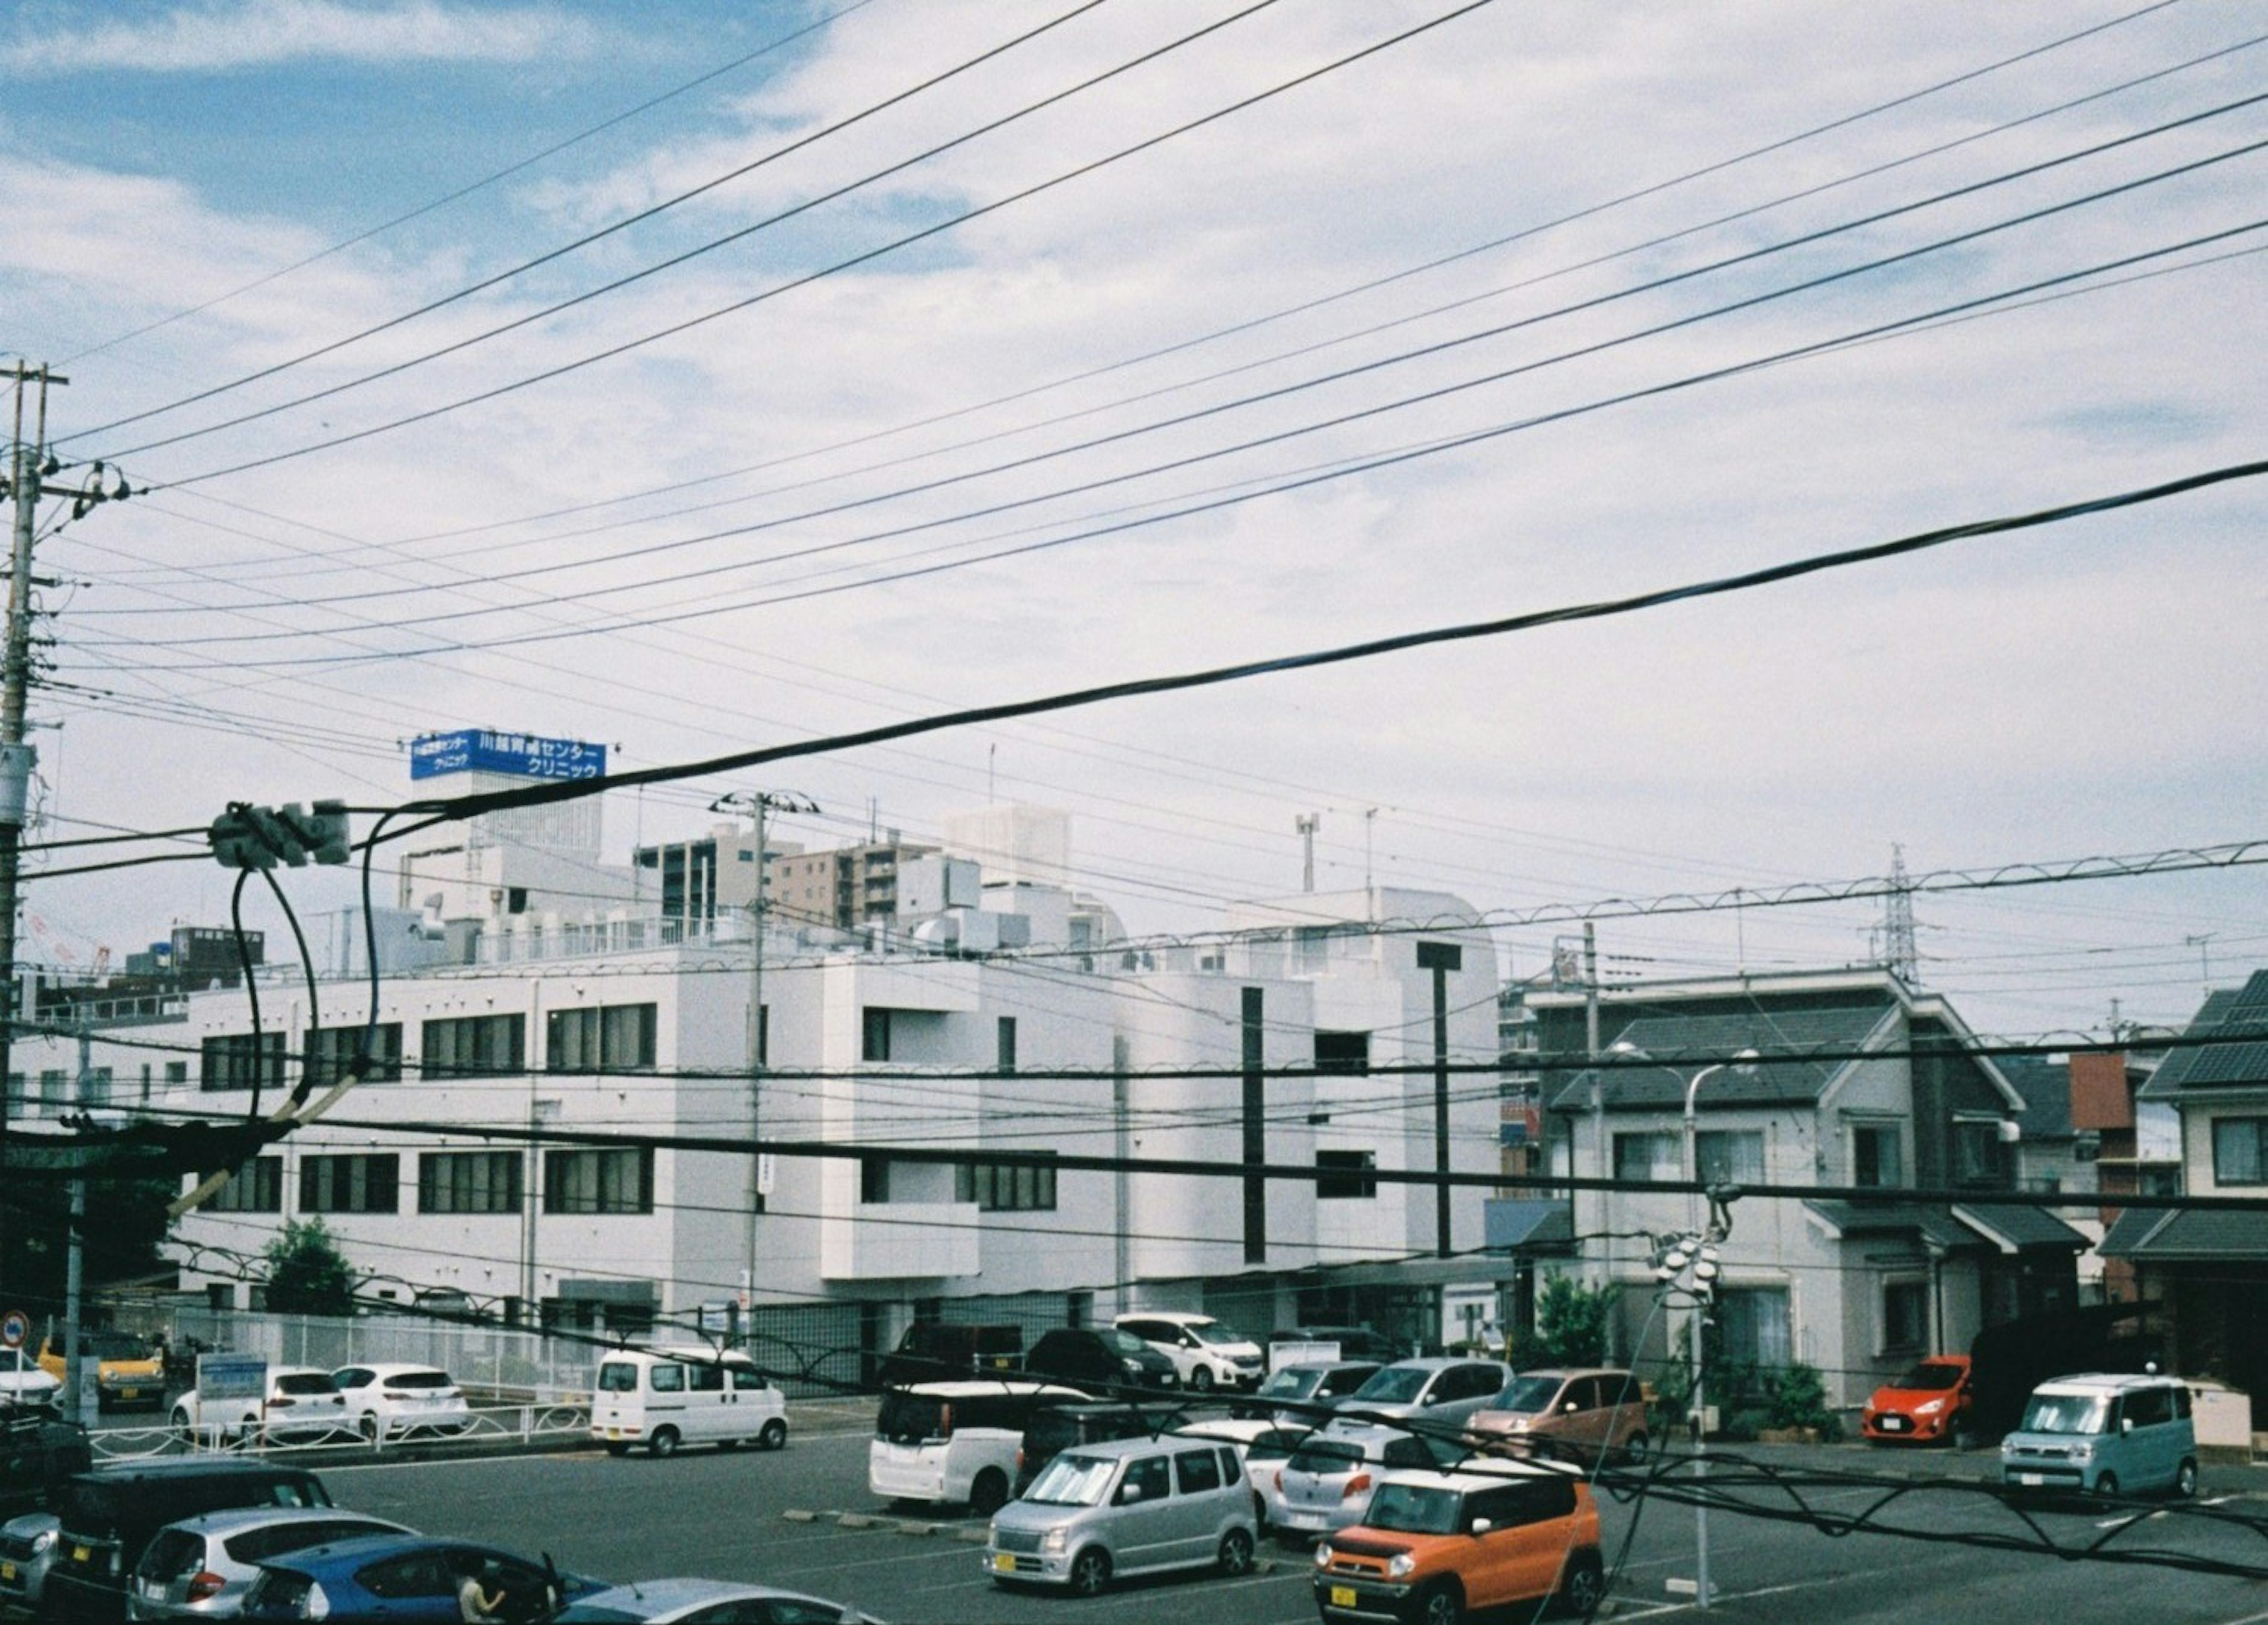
409,730,607,783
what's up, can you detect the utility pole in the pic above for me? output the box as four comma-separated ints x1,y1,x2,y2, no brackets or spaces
711,790,817,1340
1295,813,1318,893
0,363,66,1308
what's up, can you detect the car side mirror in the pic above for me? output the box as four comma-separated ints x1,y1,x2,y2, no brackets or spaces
2121,1417,2134,1434
1562,1401,1579,1414
1117,1483,1143,1504
1469,1517,1493,1536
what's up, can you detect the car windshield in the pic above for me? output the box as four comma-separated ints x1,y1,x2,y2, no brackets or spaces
382,1371,451,1390
875,1392,946,1442
275,1373,337,1396
1024,1453,1118,1506
1363,1483,1462,1535
1099,1330,1149,1356
1495,1375,1563,1413
1256,1368,1318,1401
596,1362,638,1393
1188,1321,1248,1347
2021,1393,2110,1435
1351,1367,1430,1403
1890,1363,1964,1391
84,1334,149,1360
1287,1438,1367,1473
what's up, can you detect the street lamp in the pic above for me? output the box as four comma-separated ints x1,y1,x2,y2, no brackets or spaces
1675,1046,1755,1611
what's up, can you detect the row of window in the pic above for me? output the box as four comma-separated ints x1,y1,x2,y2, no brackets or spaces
203,1149,655,1216
850,1151,1390,1210
197,1007,657,1092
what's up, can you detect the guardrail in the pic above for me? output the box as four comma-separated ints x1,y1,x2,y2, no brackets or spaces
89,1401,593,1462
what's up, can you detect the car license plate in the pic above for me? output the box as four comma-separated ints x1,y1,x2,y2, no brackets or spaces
1330,1585,1357,1607
606,1428,621,1440
2,1559,17,1582
992,1554,1015,1573
72,1546,89,1562
1882,1416,1905,1430
2019,1473,2043,1486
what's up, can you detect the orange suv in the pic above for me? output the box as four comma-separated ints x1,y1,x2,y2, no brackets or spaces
1312,1463,1604,1624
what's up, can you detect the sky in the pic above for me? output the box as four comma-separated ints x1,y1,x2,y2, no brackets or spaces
1,0,2262,1043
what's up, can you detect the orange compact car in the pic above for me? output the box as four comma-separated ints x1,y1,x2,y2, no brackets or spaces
1862,1354,1973,1445
1313,1464,1604,1624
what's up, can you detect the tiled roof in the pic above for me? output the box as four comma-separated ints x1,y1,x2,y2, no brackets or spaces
1483,1199,1574,1252
2096,1204,2268,1259
2140,972,2268,1100
1950,1200,2088,1252
1805,1200,1978,1252
1996,1055,2072,1141
1547,1003,1893,1113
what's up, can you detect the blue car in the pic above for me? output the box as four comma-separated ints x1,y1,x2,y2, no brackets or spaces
240,1533,604,1623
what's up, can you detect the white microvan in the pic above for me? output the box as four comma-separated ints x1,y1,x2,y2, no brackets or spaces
870,1381,1086,1515
591,1347,788,1457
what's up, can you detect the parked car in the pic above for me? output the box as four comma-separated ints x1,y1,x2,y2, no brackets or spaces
1276,1326,1403,1364
986,1434,1257,1596
328,1365,474,1442
589,1348,787,1457
1025,1327,1180,1396
40,1458,333,1624
1016,1401,1188,1496
1172,1417,1311,1529
1113,1313,1265,1392
1269,1424,1462,1544
171,1369,348,1447
874,1323,1022,1388
128,1506,413,1621
1236,1361,1381,1425
41,1332,167,1412
553,1577,884,1623
0,1512,62,1615
1468,1367,1650,1464
869,1381,1086,1515
0,1412,92,1613
1999,1371,2198,1499
1313,1463,1605,1624
0,1347,62,1411
238,1534,603,1623
1862,1355,1974,1445
1331,1358,1514,1429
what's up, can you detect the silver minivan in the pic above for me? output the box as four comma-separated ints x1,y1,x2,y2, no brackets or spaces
986,1435,1257,1596
2000,1372,2197,1498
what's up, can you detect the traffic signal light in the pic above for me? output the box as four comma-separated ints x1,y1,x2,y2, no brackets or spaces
207,800,353,868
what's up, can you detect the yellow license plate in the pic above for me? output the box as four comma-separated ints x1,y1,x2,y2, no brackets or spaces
3,1559,17,1581
116,1389,139,1400
1330,1585,1357,1607
605,1428,621,1440
72,1546,90,1562
993,1554,1015,1573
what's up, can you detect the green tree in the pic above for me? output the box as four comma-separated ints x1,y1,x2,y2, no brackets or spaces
1510,1272,1617,1367
262,1219,355,1316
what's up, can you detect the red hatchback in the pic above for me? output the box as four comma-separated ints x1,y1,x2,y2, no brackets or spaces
1862,1356,1973,1445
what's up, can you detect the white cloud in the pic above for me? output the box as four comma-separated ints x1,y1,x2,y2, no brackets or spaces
1,0,593,73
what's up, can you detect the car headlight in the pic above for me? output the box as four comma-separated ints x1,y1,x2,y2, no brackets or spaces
31,1529,56,1555
1387,1553,1415,1580
1314,1543,1334,1569
1041,1528,1067,1554
1914,1399,1945,1416
1122,1360,1143,1374
304,1581,330,1620
2071,1440,2094,1458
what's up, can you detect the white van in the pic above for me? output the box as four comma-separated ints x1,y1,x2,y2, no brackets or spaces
870,1381,1086,1515
590,1347,787,1458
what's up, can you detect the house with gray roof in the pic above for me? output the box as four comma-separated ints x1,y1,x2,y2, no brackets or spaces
2100,969,2268,1427
1529,967,2085,1415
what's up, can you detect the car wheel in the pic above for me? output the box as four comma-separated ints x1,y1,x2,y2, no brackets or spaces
759,1418,787,1451
1415,1578,1463,1625
1067,1548,1111,1598
171,1409,194,1442
969,1467,1009,1517
1252,1490,1269,1527
602,1441,630,1457
1217,1528,1254,1576
2175,1458,2198,1499
649,1427,680,1458
359,1415,380,1443
1622,1432,1650,1465
2093,1471,2119,1498
1190,1366,1214,1393
1557,1549,1605,1617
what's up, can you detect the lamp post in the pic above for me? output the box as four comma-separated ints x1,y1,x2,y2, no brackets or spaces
1673,1046,1757,1611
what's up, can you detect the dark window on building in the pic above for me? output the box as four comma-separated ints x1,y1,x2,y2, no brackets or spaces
543,1148,653,1214
200,1032,288,1092
546,1004,657,1073
421,1015,525,1079
1695,1129,1764,1184
304,1022,403,1087
165,1060,188,1087
860,1156,892,1204
1953,1121,2003,1187
996,1017,1017,1076
862,1007,894,1062
1883,1281,1927,1351
203,1157,283,1213
1614,1131,1677,1183
418,1151,523,1214
1315,1149,1378,1199
956,1156,1057,1210
2212,1117,2268,1186
299,1154,400,1214
1852,1124,1904,1188
1716,1287,1793,1367
1314,1031,1371,1075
